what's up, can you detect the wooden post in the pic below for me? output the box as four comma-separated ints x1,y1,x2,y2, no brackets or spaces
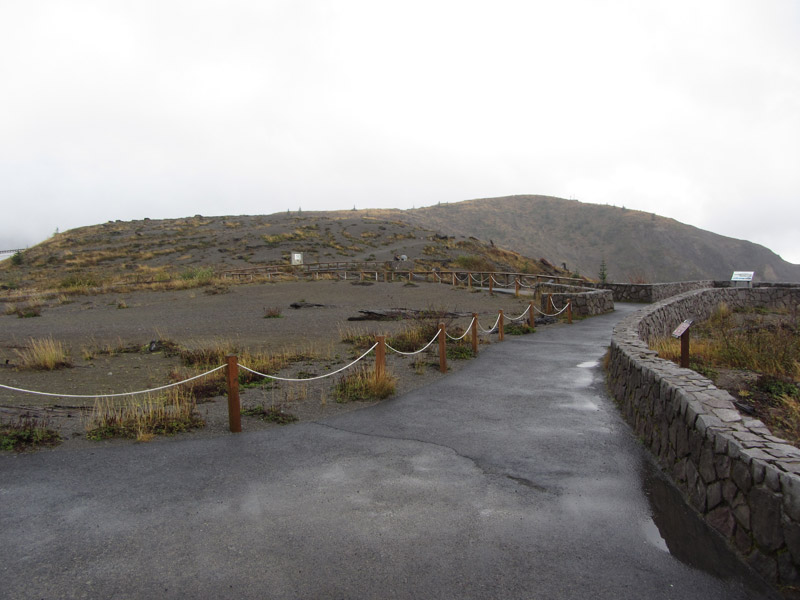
468,273,472,290
226,355,242,433
471,313,478,355
680,330,690,369
360,271,364,282
498,310,504,341
489,275,494,295
515,277,520,298
452,272,456,287
567,299,573,324
546,293,553,315
528,301,535,330
375,336,386,381
408,271,413,282
438,323,447,373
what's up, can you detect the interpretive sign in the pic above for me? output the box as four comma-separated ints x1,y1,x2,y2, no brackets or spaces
291,252,303,266
731,271,755,282
672,319,693,339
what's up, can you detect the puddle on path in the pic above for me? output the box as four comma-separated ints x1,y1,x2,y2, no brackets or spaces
557,400,599,411
577,361,599,369
642,460,777,597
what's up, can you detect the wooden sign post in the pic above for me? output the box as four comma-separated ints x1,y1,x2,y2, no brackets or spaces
226,355,242,433
672,319,694,369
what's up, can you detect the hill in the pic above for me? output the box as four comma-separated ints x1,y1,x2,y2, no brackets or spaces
0,211,571,292
4,195,797,291
391,196,800,283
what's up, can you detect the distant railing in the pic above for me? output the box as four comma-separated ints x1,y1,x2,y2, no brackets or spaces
0,248,24,255
220,261,587,289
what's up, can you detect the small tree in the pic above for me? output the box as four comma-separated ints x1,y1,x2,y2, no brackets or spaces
10,251,23,266
598,259,608,284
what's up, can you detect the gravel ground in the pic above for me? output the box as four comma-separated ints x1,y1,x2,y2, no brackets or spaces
1,279,552,452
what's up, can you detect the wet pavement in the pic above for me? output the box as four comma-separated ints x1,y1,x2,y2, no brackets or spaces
0,304,779,599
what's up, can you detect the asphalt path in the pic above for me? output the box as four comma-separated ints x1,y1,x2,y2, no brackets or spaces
1,304,779,599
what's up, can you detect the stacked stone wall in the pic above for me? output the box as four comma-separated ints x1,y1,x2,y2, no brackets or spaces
599,281,715,303
538,284,614,318
608,286,800,584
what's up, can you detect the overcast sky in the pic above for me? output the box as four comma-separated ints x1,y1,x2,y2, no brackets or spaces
1,1,798,263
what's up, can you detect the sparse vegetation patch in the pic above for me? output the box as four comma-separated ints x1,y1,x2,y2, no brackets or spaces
1,416,61,452
650,303,800,444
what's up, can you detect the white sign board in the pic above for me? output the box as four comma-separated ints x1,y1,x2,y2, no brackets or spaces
291,252,303,266
672,319,693,338
731,271,754,282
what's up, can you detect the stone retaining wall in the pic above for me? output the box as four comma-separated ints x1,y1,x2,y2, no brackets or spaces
599,281,715,303
608,286,800,584
538,284,614,318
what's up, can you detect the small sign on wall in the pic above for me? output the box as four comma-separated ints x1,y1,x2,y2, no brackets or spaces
291,252,303,266
672,319,693,339
731,271,754,288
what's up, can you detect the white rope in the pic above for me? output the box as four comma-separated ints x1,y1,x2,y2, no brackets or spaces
490,275,513,288
444,317,476,341
531,304,550,315
239,343,379,382
505,304,531,322
0,365,227,399
385,329,441,356
478,312,503,334
454,273,469,283
531,302,570,316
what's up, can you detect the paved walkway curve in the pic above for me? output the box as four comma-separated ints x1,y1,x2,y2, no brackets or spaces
0,304,778,599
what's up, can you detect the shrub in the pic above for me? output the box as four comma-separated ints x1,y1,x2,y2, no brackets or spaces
264,306,282,318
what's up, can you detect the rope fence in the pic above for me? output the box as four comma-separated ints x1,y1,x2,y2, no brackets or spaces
239,343,379,382
1,297,572,433
0,365,226,399
385,330,442,356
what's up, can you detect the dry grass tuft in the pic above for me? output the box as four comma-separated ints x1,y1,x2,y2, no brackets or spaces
85,389,204,440
15,337,71,370
333,366,396,402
